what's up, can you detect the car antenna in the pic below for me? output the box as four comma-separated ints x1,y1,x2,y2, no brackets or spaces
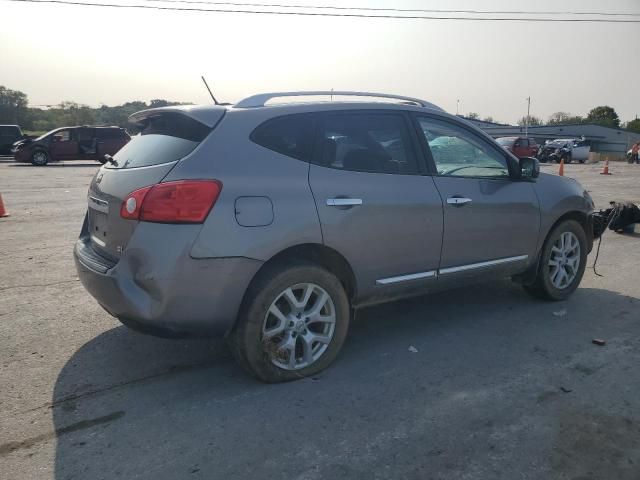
201,76,219,105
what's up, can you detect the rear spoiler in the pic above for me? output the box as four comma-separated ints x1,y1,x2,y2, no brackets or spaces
129,104,227,128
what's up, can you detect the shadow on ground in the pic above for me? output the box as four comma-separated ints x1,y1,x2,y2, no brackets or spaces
49,283,640,479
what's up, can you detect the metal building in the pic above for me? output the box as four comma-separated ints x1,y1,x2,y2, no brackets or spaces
460,117,640,160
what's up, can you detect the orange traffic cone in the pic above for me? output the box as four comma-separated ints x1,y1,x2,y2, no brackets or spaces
0,194,9,218
558,158,565,176
600,157,611,175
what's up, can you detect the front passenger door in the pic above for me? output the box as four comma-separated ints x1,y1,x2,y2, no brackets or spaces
415,115,540,283
49,129,78,160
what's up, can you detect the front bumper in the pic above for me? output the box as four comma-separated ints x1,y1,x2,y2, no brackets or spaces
12,148,31,162
74,227,263,337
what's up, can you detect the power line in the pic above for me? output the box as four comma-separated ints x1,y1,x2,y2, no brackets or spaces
5,0,640,22
144,0,640,18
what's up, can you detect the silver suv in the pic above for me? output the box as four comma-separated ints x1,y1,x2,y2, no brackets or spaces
74,91,596,382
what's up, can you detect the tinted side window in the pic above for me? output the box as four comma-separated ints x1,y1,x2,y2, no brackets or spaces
76,128,94,142
320,113,418,174
53,130,72,142
96,129,122,139
251,114,315,161
0,126,20,136
417,116,509,178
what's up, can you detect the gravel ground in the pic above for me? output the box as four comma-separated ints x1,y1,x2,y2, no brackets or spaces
0,159,639,480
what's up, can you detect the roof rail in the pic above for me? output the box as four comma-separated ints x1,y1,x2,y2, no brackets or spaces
234,91,443,111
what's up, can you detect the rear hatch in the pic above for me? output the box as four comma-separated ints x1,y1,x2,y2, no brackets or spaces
86,107,225,260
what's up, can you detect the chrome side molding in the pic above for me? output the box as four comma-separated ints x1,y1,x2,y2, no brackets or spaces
376,270,437,285
439,255,528,275
375,255,528,285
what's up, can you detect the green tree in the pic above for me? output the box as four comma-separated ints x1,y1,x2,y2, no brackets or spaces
586,106,620,128
0,85,29,127
467,112,479,119
517,115,542,126
624,118,640,133
548,112,584,125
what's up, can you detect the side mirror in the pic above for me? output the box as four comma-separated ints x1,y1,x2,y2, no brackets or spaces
519,157,539,180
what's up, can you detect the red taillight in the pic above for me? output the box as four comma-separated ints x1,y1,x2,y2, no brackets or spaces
120,180,222,223
120,186,151,220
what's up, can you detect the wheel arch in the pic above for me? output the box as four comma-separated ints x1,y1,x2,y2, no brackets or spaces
246,243,357,302
515,210,591,286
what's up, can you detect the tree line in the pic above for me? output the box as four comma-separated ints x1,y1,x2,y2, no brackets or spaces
466,106,639,132
0,86,188,134
2,84,639,134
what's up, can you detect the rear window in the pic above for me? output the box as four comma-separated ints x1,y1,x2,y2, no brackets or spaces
107,113,211,169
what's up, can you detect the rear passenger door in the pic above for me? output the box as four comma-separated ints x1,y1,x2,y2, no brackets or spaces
309,111,443,305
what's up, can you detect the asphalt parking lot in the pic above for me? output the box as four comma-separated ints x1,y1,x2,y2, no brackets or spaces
1,159,639,480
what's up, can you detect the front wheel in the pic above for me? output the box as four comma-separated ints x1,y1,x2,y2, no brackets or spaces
229,261,350,382
31,150,49,166
523,220,587,301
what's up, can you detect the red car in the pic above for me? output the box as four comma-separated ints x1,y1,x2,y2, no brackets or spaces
496,136,539,159
12,126,130,166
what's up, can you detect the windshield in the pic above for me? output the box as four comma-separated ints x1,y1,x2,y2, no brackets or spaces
35,129,62,141
496,137,515,146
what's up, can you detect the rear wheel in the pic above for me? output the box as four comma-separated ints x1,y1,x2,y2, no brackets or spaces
229,261,350,382
523,220,587,301
31,150,48,166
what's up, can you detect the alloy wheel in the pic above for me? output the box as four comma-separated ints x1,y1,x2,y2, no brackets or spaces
33,151,47,165
548,231,581,289
262,283,336,370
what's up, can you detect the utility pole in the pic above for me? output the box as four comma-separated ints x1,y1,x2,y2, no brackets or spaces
456,99,460,116
525,96,531,138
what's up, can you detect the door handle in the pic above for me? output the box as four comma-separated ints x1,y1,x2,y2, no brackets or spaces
447,197,472,206
326,198,363,207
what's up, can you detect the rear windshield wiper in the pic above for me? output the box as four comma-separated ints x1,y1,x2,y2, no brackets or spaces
103,154,118,167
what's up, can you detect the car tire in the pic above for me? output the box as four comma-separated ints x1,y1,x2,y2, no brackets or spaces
228,261,350,383
523,220,587,301
31,150,49,166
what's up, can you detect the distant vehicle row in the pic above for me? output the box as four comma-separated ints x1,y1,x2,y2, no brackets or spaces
536,139,590,164
4,125,130,165
496,136,590,164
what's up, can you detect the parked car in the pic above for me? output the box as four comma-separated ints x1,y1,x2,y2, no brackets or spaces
537,138,590,164
12,126,130,165
74,92,598,382
0,125,25,155
496,136,539,158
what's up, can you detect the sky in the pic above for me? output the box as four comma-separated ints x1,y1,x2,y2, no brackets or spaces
1,0,639,124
